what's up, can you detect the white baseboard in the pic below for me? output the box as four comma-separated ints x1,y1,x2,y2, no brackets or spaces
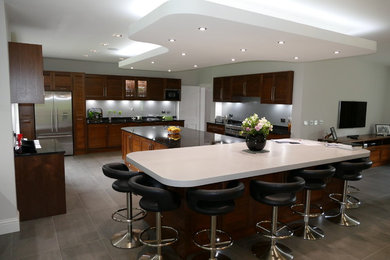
0,216,20,235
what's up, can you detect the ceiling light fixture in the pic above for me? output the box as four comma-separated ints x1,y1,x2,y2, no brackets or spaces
151,61,155,64
168,39,176,42
119,57,124,60
89,49,97,53
194,65,198,68
240,48,247,52
112,33,123,38
181,52,186,56
83,54,89,57
231,58,236,62
198,27,207,31
277,41,285,45
294,56,299,60
334,50,341,54
130,67,134,69
101,43,109,46
168,69,172,72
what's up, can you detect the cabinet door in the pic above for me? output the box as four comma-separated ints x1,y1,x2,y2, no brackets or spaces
87,124,108,149
222,77,233,101
106,76,123,99
53,72,72,91
231,76,245,96
72,73,86,154
9,42,44,103
165,78,181,89
213,78,223,102
207,123,225,134
108,124,125,147
85,75,106,99
261,73,274,104
245,74,261,97
43,71,52,91
273,71,293,104
124,78,136,99
19,104,35,140
137,80,148,99
148,78,164,100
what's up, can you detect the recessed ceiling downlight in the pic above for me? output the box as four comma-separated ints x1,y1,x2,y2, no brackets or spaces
168,69,172,72
151,61,155,64
198,27,207,31
334,50,341,54
231,58,236,62
294,56,299,60
168,39,176,42
240,48,247,52
277,41,285,45
112,33,123,38
194,65,198,68
181,52,186,56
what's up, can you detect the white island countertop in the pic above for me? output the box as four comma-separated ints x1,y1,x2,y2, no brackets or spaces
126,140,370,187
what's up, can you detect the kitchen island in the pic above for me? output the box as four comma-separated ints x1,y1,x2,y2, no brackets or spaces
123,128,370,257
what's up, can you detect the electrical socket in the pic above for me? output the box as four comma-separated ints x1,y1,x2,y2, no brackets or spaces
304,121,308,126
281,118,286,123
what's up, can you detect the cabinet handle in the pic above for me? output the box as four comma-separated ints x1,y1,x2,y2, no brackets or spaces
148,143,154,150
272,85,275,101
243,82,246,96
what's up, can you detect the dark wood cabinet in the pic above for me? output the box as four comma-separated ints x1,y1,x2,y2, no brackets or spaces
18,104,35,140
72,73,86,154
206,122,225,134
85,75,106,99
87,124,108,149
8,42,44,103
213,71,293,104
165,78,181,89
148,78,165,100
106,76,124,99
44,71,72,91
108,123,126,147
261,71,294,104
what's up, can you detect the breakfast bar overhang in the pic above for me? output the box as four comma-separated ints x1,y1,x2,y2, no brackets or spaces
123,128,370,257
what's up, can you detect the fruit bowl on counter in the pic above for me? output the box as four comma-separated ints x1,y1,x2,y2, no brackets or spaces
167,126,181,140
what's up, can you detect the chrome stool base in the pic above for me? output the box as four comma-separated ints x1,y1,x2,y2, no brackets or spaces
111,228,142,249
252,241,293,260
291,223,324,240
326,212,360,226
346,195,361,209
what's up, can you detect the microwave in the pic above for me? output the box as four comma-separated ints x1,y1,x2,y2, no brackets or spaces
165,89,180,101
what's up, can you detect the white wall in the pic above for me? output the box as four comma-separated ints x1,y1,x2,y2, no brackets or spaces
299,57,389,139
0,0,19,235
179,86,205,130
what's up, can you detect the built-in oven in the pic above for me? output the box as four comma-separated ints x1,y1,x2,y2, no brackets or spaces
224,124,244,139
165,89,180,101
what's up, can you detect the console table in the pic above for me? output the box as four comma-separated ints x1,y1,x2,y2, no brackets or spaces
320,134,390,167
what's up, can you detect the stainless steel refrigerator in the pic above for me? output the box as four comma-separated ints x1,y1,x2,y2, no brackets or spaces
35,91,73,155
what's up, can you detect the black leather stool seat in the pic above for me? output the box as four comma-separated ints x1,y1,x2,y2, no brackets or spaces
129,174,180,212
187,181,245,215
128,174,180,259
334,158,372,181
291,164,336,190
186,181,245,260
250,176,305,206
101,162,146,249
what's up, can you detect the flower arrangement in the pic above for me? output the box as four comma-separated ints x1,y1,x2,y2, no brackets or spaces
240,113,273,137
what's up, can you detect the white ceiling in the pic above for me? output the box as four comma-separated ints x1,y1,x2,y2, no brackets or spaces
5,0,390,72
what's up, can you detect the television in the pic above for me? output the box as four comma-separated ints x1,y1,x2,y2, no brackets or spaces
338,101,367,128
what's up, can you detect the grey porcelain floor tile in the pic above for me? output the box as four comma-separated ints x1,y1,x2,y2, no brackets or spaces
78,189,117,212
65,193,85,214
12,218,59,259
0,233,13,259
362,244,390,260
60,239,111,260
53,211,100,250
18,249,62,260
100,236,147,260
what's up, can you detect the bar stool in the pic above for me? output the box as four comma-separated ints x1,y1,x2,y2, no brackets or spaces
289,165,335,240
187,181,245,260
129,174,180,260
250,176,305,260
326,157,372,226
102,163,147,249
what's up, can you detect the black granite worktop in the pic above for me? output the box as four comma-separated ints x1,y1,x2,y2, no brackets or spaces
209,121,290,135
87,116,183,124
14,139,65,156
122,126,244,148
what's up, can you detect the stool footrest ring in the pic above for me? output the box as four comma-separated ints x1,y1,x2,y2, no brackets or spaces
193,228,233,251
255,220,293,240
346,195,361,209
112,207,147,223
347,185,360,194
291,203,324,218
139,226,178,247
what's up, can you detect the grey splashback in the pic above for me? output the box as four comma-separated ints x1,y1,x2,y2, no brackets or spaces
218,102,292,126
86,100,178,118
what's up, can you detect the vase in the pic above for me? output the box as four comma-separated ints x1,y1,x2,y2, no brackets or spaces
246,134,267,151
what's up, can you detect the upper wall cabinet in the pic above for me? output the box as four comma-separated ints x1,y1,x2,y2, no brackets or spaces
9,42,44,103
124,78,148,100
213,71,293,104
261,71,294,104
44,71,72,91
106,76,124,99
85,74,124,100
